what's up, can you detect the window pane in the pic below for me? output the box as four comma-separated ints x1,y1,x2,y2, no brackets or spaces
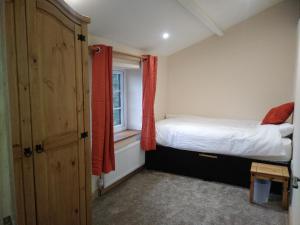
113,92,121,108
113,109,121,126
112,70,124,129
113,73,121,91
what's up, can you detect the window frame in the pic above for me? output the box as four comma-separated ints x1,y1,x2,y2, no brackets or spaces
112,70,127,133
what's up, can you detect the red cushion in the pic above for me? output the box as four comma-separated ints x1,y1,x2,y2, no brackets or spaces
261,102,294,125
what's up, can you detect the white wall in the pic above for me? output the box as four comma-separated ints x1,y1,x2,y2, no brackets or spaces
126,68,142,130
289,19,300,225
167,0,298,121
155,56,168,121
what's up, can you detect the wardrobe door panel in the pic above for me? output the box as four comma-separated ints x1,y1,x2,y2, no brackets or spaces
5,2,26,225
5,0,37,224
26,1,86,225
36,11,78,138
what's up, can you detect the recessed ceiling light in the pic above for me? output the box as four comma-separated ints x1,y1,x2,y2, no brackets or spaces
162,32,170,40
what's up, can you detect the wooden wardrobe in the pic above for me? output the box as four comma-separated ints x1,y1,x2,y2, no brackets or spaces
5,0,91,224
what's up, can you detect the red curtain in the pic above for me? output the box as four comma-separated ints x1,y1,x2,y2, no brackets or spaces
92,44,115,175
141,55,158,151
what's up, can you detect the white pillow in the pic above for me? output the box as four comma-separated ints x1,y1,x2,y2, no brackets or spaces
278,123,294,137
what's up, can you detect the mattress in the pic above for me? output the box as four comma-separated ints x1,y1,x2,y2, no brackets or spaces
156,116,292,162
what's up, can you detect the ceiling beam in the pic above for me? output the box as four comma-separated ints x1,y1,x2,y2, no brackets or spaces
177,0,224,36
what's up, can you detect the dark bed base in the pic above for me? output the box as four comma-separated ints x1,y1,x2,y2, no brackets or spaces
145,145,290,194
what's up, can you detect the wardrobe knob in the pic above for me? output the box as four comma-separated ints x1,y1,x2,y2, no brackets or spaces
35,144,44,153
24,148,33,157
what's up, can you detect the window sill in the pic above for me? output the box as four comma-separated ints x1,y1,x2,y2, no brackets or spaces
114,129,141,143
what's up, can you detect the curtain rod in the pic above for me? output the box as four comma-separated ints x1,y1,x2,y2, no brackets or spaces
88,46,142,61
113,51,142,61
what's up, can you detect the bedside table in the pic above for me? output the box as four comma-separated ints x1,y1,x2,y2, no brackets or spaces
250,162,289,209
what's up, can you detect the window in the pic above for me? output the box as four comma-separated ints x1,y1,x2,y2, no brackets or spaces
113,70,126,132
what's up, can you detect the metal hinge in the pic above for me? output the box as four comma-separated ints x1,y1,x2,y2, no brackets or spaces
81,131,88,139
78,34,86,42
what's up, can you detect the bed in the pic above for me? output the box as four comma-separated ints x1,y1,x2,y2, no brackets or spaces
145,115,293,193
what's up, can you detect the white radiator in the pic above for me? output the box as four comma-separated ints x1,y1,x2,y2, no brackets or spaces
103,141,145,188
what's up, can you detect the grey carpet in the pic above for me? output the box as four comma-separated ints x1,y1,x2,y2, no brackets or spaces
93,170,288,225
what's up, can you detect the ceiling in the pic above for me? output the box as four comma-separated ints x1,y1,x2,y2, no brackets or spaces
65,0,283,55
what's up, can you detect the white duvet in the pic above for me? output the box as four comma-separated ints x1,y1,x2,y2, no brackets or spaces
156,116,290,158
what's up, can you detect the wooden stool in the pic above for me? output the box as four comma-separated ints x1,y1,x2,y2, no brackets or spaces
250,162,289,209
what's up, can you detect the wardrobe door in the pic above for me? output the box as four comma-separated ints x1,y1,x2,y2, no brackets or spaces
26,1,88,225
5,0,37,225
